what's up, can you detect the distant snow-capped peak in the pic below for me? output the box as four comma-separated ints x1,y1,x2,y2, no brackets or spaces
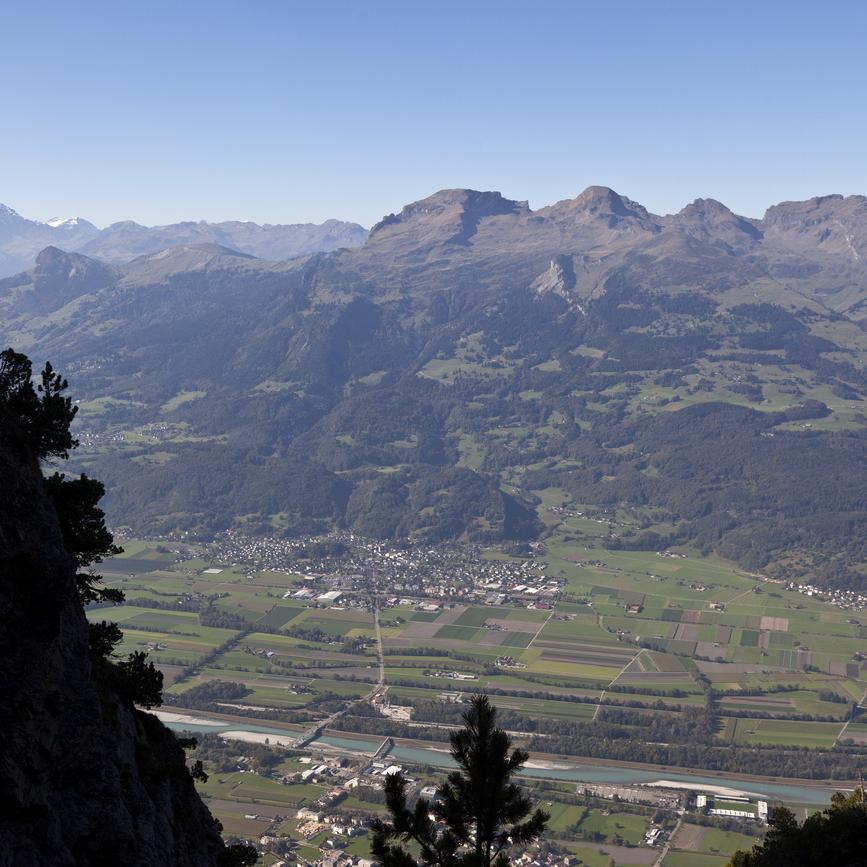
46,216,91,228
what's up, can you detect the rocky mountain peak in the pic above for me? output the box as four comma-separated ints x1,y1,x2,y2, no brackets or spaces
46,216,97,231
121,243,257,283
762,193,867,228
573,185,650,217
35,244,79,267
672,198,762,246
369,189,526,247
0,203,29,227
33,245,116,284
373,189,522,227
404,188,523,216
537,186,660,232
133,242,255,262
531,254,583,311
761,194,867,262
0,203,22,216
4,247,120,315
677,197,734,218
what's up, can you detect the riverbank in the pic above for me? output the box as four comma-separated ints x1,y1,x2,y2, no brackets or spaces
151,708,853,806
383,734,852,806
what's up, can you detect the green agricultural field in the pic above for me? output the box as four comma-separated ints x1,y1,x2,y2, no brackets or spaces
94,532,867,766
539,616,617,642
543,802,586,832
454,606,496,626
733,718,844,748
199,772,325,809
475,694,597,721
256,605,305,629
698,827,762,855
499,631,535,648
435,624,484,641
576,808,648,845
85,606,239,668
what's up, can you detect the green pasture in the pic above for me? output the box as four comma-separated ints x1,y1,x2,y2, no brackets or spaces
732,717,844,748
577,808,647,845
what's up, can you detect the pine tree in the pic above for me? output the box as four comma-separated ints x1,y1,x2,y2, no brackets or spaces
372,695,549,867
0,348,78,460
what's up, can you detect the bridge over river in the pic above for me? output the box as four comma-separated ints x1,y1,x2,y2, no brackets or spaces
289,601,385,749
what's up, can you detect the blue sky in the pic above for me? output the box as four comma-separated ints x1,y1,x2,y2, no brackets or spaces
1,0,866,227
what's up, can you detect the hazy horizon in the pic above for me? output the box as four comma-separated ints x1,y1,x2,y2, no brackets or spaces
7,182,867,233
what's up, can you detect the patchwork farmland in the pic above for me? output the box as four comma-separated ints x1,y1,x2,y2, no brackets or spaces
92,531,867,759
88,528,867,864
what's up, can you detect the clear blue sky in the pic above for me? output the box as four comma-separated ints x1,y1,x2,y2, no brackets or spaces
2,0,866,228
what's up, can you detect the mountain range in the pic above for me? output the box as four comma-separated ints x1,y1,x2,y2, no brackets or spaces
1,186,866,587
0,202,368,276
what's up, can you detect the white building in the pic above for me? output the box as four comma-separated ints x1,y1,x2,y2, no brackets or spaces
318,590,343,602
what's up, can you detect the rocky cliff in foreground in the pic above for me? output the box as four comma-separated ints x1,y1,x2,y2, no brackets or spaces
0,400,227,866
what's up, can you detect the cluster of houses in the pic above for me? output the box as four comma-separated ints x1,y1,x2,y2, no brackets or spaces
513,851,583,867
656,550,689,560
183,529,563,604
78,429,126,446
495,655,526,668
294,808,367,841
430,669,478,681
785,580,867,613
243,645,275,659
228,742,778,867
266,831,587,867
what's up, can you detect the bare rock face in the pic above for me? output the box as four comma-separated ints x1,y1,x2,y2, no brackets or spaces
531,255,584,312
762,194,867,261
0,413,225,867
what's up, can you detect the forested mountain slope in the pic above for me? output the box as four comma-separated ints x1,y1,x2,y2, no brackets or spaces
1,187,866,586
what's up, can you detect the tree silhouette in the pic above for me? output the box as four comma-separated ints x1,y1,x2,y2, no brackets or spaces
115,650,164,709
0,348,78,459
727,788,867,866
88,620,124,660
372,695,549,867
44,471,123,604
217,843,259,867
1,347,258,867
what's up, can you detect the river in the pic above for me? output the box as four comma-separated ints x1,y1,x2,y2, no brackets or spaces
386,743,845,805
157,711,845,806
